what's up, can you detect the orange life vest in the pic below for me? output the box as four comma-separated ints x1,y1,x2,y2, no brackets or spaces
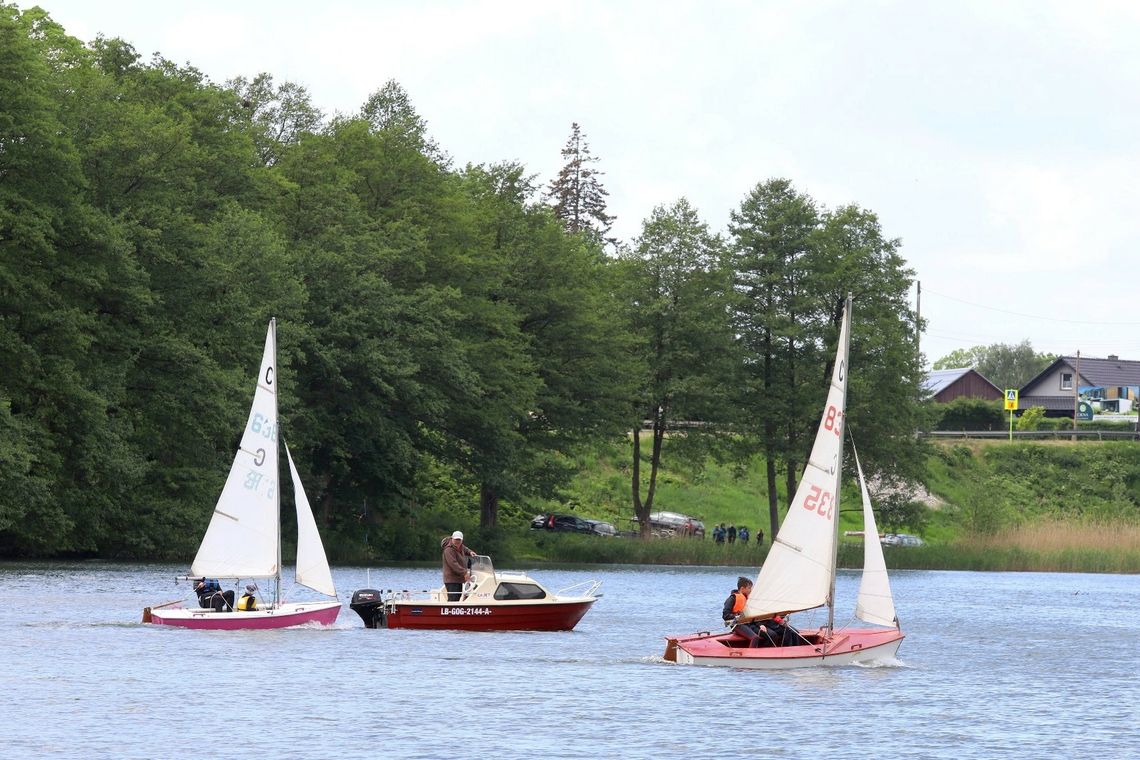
731,590,748,614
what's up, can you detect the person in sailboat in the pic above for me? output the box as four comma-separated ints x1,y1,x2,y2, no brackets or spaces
194,579,235,612
442,531,478,602
237,583,259,611
722,577,764,648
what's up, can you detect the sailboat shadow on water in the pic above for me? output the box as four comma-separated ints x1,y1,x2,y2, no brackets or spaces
144,319,341,630
664,295,905,669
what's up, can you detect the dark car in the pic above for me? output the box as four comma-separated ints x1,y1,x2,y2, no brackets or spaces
530,513,594,534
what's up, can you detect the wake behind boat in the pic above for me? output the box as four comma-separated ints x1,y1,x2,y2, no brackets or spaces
664,295,904,669
144,319,340,630
349,555,600,631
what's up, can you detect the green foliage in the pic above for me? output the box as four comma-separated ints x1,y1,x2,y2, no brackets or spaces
1016,406,1046,431
932,340,1055,389
930,397,1005,430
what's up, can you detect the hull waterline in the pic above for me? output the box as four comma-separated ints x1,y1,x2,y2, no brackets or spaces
147,601,341,630
665,626,904,670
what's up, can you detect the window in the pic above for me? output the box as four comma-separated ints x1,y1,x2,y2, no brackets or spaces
1060,373,1073,390
494,582,547,601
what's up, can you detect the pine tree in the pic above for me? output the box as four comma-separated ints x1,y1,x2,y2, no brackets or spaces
547,122,616,248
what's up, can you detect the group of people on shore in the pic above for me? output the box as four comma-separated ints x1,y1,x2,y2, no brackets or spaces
712,523,762,546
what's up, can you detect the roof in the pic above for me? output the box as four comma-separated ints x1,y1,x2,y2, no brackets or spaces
923,367,1002,396
923,368,971,395
1022,355,1140,394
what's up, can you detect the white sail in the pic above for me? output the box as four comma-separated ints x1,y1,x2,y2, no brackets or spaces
287,443,337,598
743,301,849,621
853,445,897,627
191,324,280,579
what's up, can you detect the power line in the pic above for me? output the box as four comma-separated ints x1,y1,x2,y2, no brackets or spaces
923,287,1140,326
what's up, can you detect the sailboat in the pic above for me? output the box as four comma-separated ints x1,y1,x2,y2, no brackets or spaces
664,295,904,668
144,320,341,630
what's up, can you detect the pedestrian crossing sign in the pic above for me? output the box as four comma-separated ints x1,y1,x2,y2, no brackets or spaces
1004,389,1018,411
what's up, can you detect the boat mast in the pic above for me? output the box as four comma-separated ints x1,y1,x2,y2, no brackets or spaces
826,294,852,637
272,317,282,608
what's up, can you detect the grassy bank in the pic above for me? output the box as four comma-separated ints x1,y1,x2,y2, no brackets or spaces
342,438,1140,574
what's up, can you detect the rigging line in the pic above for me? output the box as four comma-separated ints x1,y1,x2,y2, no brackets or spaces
922,287,1140,326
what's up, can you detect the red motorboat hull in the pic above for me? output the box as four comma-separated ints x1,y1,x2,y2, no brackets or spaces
665,626,904,669
384,599,596,631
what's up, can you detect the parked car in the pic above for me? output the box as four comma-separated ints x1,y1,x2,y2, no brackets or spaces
881,533,924,547
530,513,594,534
637,511,706,538
585,519,618,537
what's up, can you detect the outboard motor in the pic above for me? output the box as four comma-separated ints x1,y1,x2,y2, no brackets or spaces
350,589,387,629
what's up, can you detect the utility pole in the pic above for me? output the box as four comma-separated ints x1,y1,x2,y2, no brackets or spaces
1072,350,1080,440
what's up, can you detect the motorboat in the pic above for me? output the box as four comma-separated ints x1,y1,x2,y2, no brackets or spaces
350,555,599,631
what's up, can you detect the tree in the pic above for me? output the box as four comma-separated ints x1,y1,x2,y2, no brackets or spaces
730,183,926,542
228,73,323,166
729,179,820,541
460,162,635,527
932,341,1055,390
620,199,738,536
546,122,616,249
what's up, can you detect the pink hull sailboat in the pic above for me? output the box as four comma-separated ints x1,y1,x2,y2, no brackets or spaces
144,319,340,630
665,295,904,668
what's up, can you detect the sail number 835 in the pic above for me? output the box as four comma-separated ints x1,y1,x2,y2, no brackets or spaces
803,485,834,520
823,405,843,436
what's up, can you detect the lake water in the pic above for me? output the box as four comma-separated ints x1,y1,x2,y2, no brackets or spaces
1,561,1137,759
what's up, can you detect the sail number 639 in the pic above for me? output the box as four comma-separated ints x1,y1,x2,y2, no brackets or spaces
803,485,834,520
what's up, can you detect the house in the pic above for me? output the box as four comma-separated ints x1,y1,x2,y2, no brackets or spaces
923,367,1003,403
1019,354,1140,417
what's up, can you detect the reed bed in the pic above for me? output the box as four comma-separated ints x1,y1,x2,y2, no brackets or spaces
861,521,1140,574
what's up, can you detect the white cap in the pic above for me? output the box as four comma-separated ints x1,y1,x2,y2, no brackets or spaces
452,531,464,540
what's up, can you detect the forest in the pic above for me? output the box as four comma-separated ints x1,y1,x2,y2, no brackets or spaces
0,5,925,559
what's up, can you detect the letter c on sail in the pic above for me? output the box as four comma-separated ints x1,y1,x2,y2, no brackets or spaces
838,359,845,382
254,447,266,467
264,365,274,388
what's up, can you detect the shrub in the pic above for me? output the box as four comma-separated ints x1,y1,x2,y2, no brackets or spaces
930,397,1004,430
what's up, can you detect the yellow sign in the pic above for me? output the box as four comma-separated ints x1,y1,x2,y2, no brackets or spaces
1004,389,1019,411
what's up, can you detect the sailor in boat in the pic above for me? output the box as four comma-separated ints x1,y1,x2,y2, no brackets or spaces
722,577,764,647
236,584,258,612
722,576,810,648
442,531,478,601
194,579,234,612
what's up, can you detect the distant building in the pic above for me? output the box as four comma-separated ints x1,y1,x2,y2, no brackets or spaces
1019,354,1140,417
923,367,1003,403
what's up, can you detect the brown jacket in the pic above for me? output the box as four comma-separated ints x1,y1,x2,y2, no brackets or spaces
442,539,474,583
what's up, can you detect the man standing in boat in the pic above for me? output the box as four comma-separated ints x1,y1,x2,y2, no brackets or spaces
442,530,477,602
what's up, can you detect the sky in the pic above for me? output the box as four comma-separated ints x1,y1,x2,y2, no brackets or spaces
22,0,1140,366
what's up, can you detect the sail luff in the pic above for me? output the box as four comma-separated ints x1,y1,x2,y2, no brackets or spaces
271,318,282,607
853,443,898,627
190,322,281,580
741,296,851,622
287,443,337,598
826,294,852,636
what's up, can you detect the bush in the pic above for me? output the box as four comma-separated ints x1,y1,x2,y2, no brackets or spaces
930,398,1004,430
1016,406,1046,431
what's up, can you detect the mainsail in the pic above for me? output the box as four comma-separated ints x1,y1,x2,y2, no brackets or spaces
742,299,850,621
191,325,280,579
853,445,897,627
